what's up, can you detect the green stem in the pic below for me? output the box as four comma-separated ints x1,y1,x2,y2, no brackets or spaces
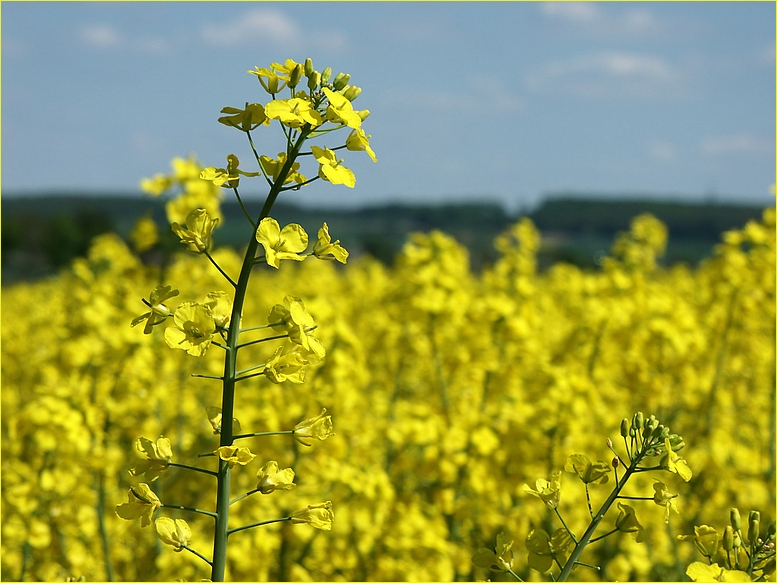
230,488,260,506
210,127,311,582
232,185,256,229
204,250,237,288
557,448,650,581
228,516,291,537
161,503,218,519
183,545,214,567
233,430,293,441
168,461,218,477
236,332,289,350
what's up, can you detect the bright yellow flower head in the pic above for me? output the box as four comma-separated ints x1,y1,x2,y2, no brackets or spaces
346,128,377,162
131,285,179,334
265,98,323,128
615,503,645,542
128,437,173,482
255,217,309,268
164,301,216,357
218,103,271,131
661,438,693,482
678,525,720,558
115,484,161,528
290,501,334,531
263,344,314,384
322,87,363,129
312,222,349,264
268,296,325,359
204,291,232,330
215,445,256,468
293,408,335,446
200,154,261,189
258,152,307,186
311,145,356,188
522,470,562,509
170,208,219,254
256,460,296,494
248,66,289,94
155,517,192,552
564,454,611,485
652,480,680,523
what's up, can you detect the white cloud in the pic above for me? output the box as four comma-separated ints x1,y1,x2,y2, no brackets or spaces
701,134,773,155
79,24,170,54
81,24,122,48
648,141,678,162
541,3,659,36
527,52,676,98
202,8,299,46
201,8,346,52
541,2,602,24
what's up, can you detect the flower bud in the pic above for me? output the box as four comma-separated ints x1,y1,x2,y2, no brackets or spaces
343,85,362,101
723,526,735,552
730,508,742,531
635,412,644,430
289,64,303,89
749,520,760,546
612,457,619,469
767,520,776,540
321,67,332,85
304,57,314,77
307,71,321,92
620,418,629,437
333,72,350,90
357,109,370,121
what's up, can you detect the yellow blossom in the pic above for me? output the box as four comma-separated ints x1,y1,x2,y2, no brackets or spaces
128,437,173,482
293,408,335,446
256,461,296,494
155,517,192,551
115,484,161,527
290,501,334,531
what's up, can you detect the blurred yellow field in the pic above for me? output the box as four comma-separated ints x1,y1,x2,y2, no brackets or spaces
2,197,773,580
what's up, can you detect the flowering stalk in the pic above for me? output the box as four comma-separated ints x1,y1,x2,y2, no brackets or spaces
123,57,371,582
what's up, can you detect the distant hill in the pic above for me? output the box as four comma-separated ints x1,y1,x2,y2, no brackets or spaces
1,193,769,283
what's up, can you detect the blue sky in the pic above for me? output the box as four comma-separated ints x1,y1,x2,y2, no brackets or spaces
2,2,775,210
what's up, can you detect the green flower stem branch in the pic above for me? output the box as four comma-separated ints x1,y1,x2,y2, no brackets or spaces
210,128,310,582
167,461,218,477
556,455,644,581
161,503,218,519
227,516,292,537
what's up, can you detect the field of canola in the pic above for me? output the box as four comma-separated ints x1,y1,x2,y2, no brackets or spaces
2,175,774,582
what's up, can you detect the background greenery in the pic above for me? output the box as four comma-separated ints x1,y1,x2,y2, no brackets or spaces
1,194,766,283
